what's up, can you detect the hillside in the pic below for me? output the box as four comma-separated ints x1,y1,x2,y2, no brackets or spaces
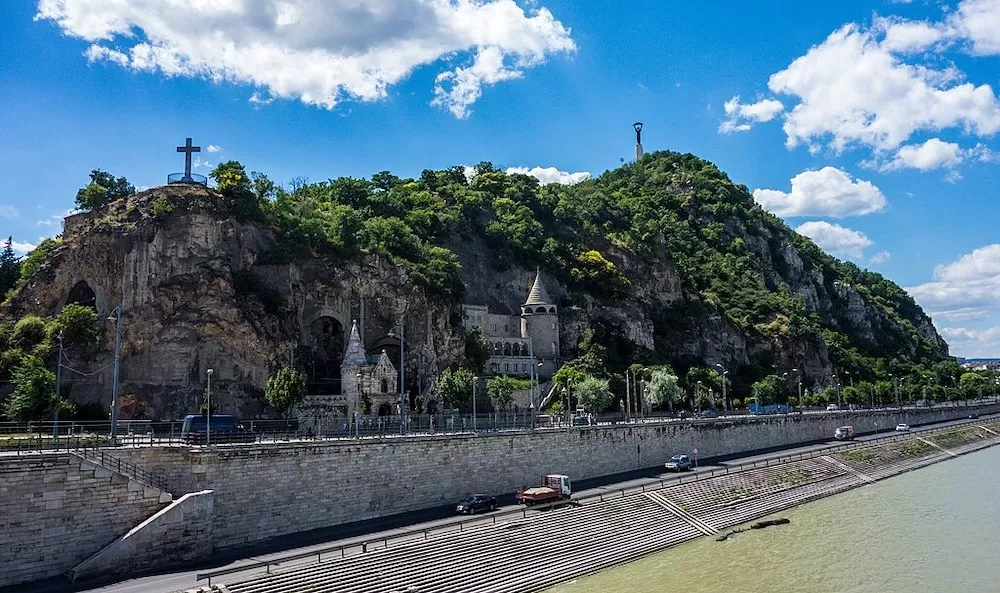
1,152,949,418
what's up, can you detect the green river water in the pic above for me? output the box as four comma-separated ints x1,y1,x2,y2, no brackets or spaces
545,446,1000,593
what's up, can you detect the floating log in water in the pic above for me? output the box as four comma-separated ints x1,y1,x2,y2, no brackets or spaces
716,518,790,541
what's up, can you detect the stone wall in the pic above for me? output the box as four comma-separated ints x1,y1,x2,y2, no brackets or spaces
0,454,169,588
69,490,214,582
119,405,995,550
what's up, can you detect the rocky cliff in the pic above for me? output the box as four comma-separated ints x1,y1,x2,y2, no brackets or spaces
3,153,948,417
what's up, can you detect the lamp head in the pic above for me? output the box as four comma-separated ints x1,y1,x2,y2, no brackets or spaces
633,121,643,134
207,368,213,375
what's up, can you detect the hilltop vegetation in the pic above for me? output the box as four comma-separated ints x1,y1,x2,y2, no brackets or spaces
3,152,967,417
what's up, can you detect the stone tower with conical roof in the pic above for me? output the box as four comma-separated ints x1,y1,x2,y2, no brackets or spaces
520,269,560,365
341,319,368,416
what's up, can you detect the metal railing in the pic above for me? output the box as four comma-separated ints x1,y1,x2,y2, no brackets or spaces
195,416,999,584
72,447,168,492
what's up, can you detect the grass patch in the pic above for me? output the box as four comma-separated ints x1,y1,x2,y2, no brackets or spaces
929,429,977,448
773,468,809,486
894,440,935,459
841,449,877,463
712,485,754,503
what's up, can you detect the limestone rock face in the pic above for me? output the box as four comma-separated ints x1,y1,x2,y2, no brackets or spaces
8,186,463,419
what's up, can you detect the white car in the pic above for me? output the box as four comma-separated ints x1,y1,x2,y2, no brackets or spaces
895,423,910,432
826,403,839,411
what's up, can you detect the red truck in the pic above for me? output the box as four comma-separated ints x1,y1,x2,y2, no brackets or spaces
515,474,572,505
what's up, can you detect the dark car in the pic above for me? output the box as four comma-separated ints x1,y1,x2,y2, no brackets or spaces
572,415,590,426
699,409,720,418
455,494,496,515
181,414,256,444
968,412,980,419
665,454,693,472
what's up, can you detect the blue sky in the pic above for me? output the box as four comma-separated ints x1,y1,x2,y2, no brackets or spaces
1,0,999,356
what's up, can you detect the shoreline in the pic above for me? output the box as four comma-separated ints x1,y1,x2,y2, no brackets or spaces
201,421,1000,593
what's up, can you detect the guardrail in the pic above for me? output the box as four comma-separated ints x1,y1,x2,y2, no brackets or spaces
73,447,168,492
195,415,996,584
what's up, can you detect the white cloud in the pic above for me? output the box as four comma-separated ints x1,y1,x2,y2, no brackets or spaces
0,205,17,219
719,95,784,133
504,166,590,185
206,144,221,153
37,0,575,118
11,240,36,255
948,0,1000,56
907,244,1000,324
882,138,964,171
248,91,274,107
193,156,214,170
869,250,891,264
752,167,887,217
795,221,874,259
938,326,1000,357
767,23,1000,153
36,209,75,227
877,17,945,53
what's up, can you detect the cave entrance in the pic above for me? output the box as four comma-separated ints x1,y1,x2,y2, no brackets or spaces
66,281,97,309
307,316,345,394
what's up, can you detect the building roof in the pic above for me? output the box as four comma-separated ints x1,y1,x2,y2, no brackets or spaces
523,268,552,306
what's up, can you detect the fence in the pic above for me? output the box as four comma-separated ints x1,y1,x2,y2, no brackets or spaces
195,415,997,584
1,399,996,454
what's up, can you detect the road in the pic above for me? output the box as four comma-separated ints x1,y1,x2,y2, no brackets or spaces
5,413,992,593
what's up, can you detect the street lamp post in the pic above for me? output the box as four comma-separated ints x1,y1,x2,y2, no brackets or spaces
791,368,802,407
389,324,406,435
108,307,122,442
696,380,703,412
715,364,728,411
206,368,213,446
472,376,479,433
53,331,63,440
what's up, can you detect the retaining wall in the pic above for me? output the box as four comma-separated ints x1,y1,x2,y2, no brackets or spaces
120,405,995,550
0,454,169,588
69,490,214,583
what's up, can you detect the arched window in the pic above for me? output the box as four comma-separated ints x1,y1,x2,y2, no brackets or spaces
503,342,512,356
494,342,502,355
380,378,388,393
549,307,556,314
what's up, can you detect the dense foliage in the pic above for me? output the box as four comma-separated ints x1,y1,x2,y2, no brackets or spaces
0,237,19,299
75,169,136,211
265,366,307,419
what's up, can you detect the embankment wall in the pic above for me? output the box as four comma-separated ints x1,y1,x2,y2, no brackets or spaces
120,405,994,550
0,454,168,587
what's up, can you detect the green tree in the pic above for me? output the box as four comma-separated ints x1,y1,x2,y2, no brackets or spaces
841,385,863,405
486,375,517,410
645,369,682,412
959,372,987,399
3,355,71,422
56,304,99,349
0,237,20,299
574,375,612,412
464,326,490,372
437,368,474,408
264,366,307,419
74,169,136,211
750,375,784,406
18,238,59,285
11,315,47,350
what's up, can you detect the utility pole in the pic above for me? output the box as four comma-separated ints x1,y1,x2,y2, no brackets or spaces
472,376,479,433
53,331,63,441
528,338,536,430
108,307,122,442
715,364,728,411
398,324,405,435
206,368,213,446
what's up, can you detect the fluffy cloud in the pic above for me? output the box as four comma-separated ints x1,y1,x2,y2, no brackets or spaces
36,0,575,118
504,166,590,185
11,240,37,255
752,167,887,218
723,2,1000,167
907,244,1000,322
938,326,1000,357
206,144,222,153
719,96,785,133
869,250,891,264
768,22,1000,153
0,205,17,219
948,0,1000,56
881,138,964,171
795,221,874,259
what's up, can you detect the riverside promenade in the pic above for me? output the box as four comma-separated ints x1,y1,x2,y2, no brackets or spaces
186,419,1000,593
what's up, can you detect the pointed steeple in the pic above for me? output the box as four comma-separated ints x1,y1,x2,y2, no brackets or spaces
524,268,552,307
342,319,368,367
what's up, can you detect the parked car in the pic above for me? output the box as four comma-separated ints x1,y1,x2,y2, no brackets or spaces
968,412,980,419
826,403,839,411
665,454,693,472
699,409,720,418
181,414,256,444
895,423,910,432
572,415,590,426
833,426,855,440
455,494,496,514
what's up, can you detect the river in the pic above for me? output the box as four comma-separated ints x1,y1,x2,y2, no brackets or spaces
545,446,1000,593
